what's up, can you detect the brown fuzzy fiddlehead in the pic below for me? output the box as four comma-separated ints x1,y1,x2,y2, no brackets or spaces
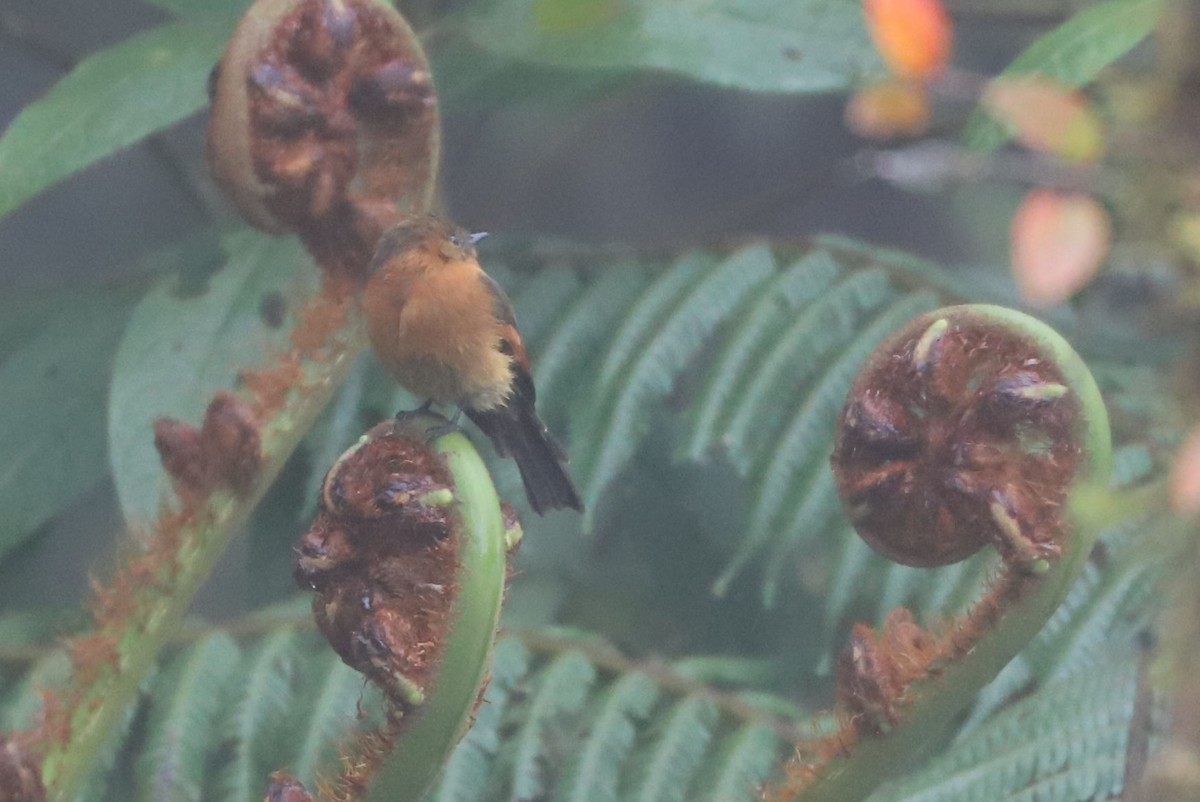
770,304,1112,802
831,305,1090,572
207,0,439,278
286,414,518,802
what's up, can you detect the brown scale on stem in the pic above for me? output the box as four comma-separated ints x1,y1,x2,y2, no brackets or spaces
835,609,941,739
830,310,1083,571
207,0,438,278
153,391,263,499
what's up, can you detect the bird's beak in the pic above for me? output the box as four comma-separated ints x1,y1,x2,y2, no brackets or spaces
468,232,489,245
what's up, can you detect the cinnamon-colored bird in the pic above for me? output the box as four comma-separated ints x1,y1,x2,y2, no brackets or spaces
361,215,583,514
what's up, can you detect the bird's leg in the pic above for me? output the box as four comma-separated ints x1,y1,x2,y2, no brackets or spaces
394,398,434,419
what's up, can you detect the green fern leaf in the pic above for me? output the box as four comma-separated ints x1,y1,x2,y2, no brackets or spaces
621,695,719,802
215,627,299,802
421,633,795,802
594,255,714,390
553,672,659,802
288,650,368,790
870,660,1137,802
136,633,242,802
532,266,651,432
507,651,599,801
575,248,776,521
680,248,843,463
694,723,781,802
719,268,895,473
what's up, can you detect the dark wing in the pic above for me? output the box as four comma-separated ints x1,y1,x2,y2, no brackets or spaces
468,271,581,513
479,271,534,382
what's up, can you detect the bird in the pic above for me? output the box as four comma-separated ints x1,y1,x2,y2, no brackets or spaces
360,214,584,515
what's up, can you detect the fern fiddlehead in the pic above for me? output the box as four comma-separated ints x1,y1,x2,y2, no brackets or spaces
275,413,514,801
769,304,1113,802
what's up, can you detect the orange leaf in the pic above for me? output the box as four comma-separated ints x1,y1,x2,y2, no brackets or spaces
1171,424,1200,515
845,79,932,139
863,0,952,80
984,78,1105,163
1010,189,1111,306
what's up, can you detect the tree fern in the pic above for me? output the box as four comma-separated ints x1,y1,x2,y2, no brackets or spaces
424,634,795,802
553,672,659,802
216,627,300,801
505,650,599,801
621,695,719,802
288,650,371,790
495,242,970,603
680,248,843,464
868,658,1139,802
136,633,242,802
573,248,775,523
713,268,895,472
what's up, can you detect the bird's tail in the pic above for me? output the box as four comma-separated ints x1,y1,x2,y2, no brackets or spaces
465,403,583,515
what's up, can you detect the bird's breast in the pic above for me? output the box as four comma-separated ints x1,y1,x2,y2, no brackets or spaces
364,260,513,409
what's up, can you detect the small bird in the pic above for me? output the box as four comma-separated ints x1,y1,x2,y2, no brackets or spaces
361,215,584,515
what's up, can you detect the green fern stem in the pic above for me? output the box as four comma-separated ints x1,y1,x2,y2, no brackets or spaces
358,418,511,802
41,324,365,801
773,305,1114,802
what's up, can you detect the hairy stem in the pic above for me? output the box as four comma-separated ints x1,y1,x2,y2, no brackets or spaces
42,317,366,802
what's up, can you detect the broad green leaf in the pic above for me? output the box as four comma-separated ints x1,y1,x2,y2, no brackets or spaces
461,0,881,93
144,0,250,16
0,16,236,223
108,228,313,524
0,285,139,559
963,0,1166,151
432,46,629,116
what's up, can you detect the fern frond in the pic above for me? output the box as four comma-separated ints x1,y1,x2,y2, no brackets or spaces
595,255,714,388
553,672,659,802
680,248,843,463
288,649,369,790
136,633,241,802
215,627,299,802
695,723,782,802
717,268,895,472
420,633,795,802
534,266,651,434
869,659,1137,802
574,249,775,519
621,695,719,802
507,651,599,801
